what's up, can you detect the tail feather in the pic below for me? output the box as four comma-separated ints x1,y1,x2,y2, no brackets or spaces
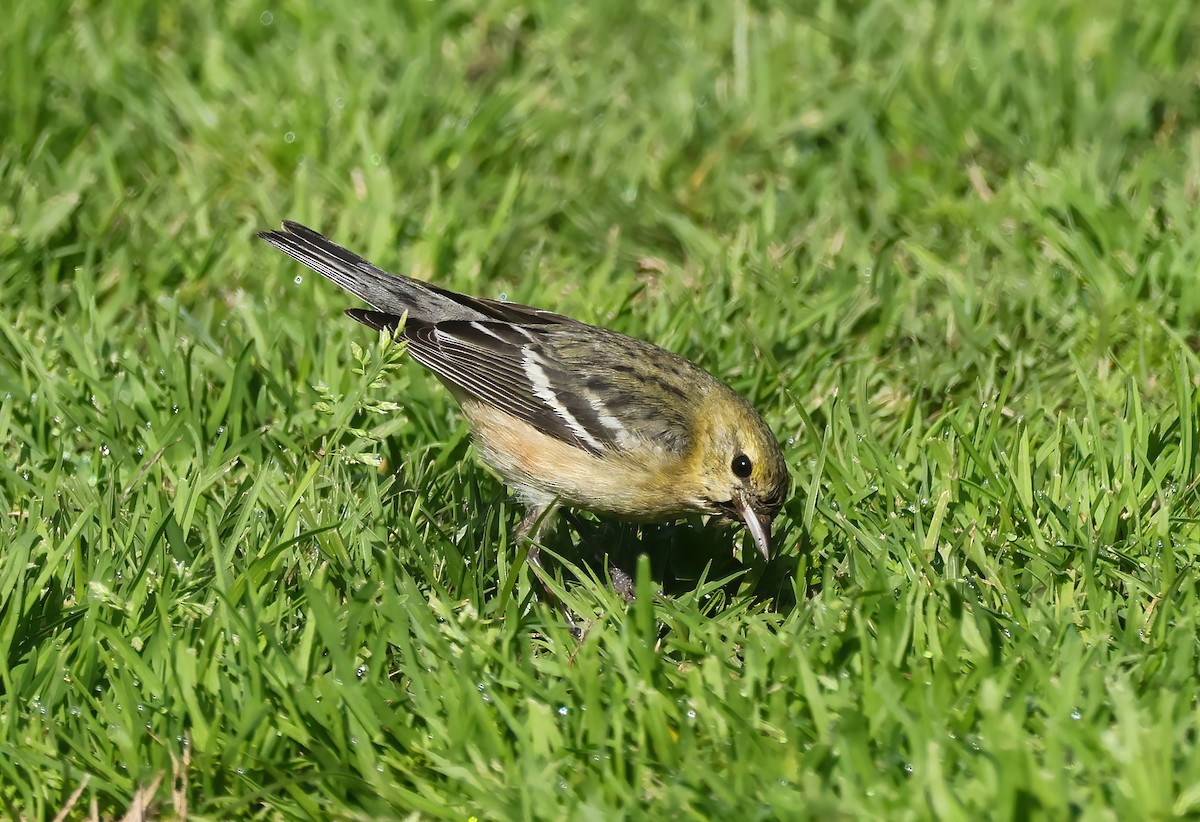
257,221,481,321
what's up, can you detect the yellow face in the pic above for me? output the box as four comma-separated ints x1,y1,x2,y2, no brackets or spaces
689,393,791,559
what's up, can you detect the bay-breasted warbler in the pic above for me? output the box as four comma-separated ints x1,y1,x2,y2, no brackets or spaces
260,221,790,575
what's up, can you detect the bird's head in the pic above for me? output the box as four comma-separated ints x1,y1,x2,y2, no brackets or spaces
688,392,790,560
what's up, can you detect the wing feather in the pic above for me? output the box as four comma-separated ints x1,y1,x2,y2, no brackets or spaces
345,310,696,457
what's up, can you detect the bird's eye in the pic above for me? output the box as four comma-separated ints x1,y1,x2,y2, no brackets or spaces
731,453,753,478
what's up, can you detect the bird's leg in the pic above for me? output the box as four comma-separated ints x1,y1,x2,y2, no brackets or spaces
515,503,577,630
515,502,556,563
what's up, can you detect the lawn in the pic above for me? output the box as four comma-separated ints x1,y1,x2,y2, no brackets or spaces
2,0,1199,818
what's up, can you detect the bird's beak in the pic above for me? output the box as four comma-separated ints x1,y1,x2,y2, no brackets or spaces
733,488,772,561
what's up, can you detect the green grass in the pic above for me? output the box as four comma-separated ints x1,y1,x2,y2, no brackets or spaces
3,0,1200,817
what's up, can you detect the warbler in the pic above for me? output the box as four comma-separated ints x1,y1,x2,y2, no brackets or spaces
259,221,790,568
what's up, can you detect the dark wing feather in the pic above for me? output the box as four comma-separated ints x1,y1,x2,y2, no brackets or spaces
345,311,699,457
348,311,612,454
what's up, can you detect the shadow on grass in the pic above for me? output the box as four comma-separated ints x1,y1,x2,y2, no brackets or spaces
550,513,816,616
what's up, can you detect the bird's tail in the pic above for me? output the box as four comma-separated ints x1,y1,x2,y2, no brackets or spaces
258,221,484,322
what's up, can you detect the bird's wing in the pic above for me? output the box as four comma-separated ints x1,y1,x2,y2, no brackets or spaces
348,310,694,457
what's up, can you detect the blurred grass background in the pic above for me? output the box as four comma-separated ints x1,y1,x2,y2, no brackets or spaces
2,0,1200,817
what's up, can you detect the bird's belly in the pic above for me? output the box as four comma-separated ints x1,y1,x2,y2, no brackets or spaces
460,399,694,521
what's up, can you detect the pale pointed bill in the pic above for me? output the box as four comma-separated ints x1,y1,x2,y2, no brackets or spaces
733,488,773,560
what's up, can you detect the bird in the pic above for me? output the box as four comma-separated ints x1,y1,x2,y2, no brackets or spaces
258,221,790,593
